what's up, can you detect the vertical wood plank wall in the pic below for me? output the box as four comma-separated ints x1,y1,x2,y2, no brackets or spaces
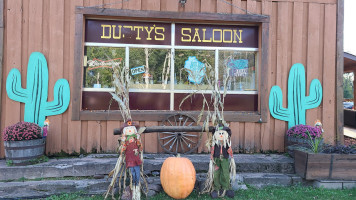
0,0,338,158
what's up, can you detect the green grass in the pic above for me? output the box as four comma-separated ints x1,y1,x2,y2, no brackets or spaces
44,185,356,200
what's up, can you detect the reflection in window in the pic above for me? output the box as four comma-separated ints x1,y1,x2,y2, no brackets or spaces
84,47,125,88
129,48,171,90
174,49,214,91
218,51,257,91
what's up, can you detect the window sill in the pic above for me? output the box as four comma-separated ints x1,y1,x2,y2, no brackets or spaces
79,110,265,123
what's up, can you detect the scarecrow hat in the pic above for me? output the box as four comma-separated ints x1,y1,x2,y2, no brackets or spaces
119,119,140,135
211,122,232,137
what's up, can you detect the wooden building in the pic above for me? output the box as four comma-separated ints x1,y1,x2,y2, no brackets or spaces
0,0,344,158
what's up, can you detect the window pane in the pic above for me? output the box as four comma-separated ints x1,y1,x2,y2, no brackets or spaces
218,51,257,91
129,48,171,90
174,49,215,91
84,46,125,88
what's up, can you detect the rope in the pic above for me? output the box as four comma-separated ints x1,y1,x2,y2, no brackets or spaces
85,0,129,8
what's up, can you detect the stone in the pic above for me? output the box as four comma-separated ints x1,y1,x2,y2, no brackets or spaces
343,182,356,189
0,154,294,181
313,180,343,189
232,182,248,191
147,184,162,192
93,174,105,179
241,173,292,188
147,190,157,197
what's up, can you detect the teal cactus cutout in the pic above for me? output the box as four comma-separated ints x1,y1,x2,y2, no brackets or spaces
6,52,70,127
269,63,322,128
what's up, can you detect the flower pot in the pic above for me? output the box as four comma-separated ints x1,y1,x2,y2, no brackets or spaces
294,150,356,180
4,138,46,166
285,136,310,157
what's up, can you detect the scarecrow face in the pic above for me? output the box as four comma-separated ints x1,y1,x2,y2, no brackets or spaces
123,126,137,137
213,130,229,141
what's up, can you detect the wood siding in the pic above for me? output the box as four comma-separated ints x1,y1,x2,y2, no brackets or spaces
0,0,339,157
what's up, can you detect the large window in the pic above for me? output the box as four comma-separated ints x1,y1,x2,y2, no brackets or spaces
82,20,259,112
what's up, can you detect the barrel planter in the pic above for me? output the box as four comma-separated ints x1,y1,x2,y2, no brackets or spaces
4,138,46,166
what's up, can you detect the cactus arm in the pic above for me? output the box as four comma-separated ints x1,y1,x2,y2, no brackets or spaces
269,86,291,122
305,79,323,109
6,68,28,103
44,79,70,116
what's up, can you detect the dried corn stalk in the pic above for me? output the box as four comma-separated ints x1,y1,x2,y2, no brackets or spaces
110,61,131,122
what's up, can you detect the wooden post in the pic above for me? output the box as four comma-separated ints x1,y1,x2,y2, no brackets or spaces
354,70,356,110
0,0,4,127
336,0,344,144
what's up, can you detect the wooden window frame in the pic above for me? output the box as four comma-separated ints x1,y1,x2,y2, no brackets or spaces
73,7,270,123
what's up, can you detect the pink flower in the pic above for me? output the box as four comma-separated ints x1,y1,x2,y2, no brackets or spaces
2,121,42,141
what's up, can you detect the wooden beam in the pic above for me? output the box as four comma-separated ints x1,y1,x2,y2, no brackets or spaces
271,0,337,4
72,13,84,121
0,0,4,126
79,110,263,123
260,22,269,123
113,125,215,135
75,7,270,23
336,0,344,144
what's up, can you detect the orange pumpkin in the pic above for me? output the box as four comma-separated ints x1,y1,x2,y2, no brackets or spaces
160,155,196,199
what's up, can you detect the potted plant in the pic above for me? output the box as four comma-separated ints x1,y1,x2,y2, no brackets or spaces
285,124,322,157
2,121,45,166
293,123,356,181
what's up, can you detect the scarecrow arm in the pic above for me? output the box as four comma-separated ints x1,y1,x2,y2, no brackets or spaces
210,146,215,160
227,147,233,158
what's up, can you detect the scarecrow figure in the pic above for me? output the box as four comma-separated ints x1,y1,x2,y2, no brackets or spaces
120,120,143,199
104,120,147,200
203,124,236,199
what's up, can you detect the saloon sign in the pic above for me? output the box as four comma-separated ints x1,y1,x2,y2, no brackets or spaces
85,20,258,48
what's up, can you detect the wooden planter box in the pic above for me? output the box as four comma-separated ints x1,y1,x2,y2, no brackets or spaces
294,150,356,180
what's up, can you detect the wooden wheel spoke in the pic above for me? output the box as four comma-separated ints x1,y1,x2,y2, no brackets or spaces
169,138,177,150
187,122,194,126
173,115,177,126
182,117,189,126
167,119,174,126
181,137,192,149
159,135,175,140
175,139,179,154
182,133,198,137
180,138,185,153
182,136,197,144
163,136,176,147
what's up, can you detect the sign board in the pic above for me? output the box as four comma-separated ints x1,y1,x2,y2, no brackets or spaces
87,58,122,70
175,23,258,48
131,66,146,75
227,59,249,77
85,20,258,48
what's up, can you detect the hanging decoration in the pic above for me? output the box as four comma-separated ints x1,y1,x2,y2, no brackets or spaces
6,52,70,127
227,59,248,77
184,56,206,84
269,63,323,128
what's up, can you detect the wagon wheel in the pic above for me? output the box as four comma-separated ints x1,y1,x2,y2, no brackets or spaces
158,113,201,154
